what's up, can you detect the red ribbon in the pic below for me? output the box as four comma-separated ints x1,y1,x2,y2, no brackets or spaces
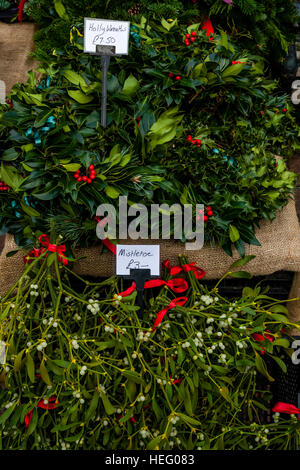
163,259,206,280
169,376,183,386
102,237,116,255
272,402,300,416
95,216,116,255
37,396,60,410
25,396,60,428
24,409,33,428
118,277,188,298
145,278,188,293
152,297,188,330
252,331,274,355
202,18,214,42
39,234,68,265
23,247,46,265
18,0,27,24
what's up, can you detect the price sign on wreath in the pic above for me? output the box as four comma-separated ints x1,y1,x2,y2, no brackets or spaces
84,18,130,127
84,18,130,55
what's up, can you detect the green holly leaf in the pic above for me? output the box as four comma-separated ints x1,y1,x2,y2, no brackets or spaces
229,224,240,243
122,74,139,97
67,90,94,104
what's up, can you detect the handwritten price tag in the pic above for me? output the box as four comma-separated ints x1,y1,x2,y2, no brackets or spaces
116,245,160,276
84,18,130,55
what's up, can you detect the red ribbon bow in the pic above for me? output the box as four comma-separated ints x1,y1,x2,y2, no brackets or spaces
152,297,188,330
25,396,60,428
272,402,300,417
118,277,188,298
163,259,206,280
39,234,68,265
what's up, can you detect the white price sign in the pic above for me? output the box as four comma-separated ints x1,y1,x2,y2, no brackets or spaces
116,245,160,276
84,18,130,55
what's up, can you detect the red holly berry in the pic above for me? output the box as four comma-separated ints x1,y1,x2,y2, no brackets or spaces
185,39,190,46
186,33,190,38
260,111,263,115
190,37,196,42
89,164,94,170
206,206,211,211
204,215,208,222
191,31,196,37
168,72,174,78
87,178,92,183
175,76,181,81
74,174,79,179
90,174,96,180
196,139,201,144
5,99,12,109
191,140,196,145
187,135,192,141
207,210,213,217
77,177,82,182
282,108,287,113
82,176,88,182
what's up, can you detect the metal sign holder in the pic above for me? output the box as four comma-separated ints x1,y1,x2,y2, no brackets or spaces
123,268,152,315
92,44,116,127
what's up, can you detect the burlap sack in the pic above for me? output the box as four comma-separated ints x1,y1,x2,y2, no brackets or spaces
0,22,38,94
1,197,300,295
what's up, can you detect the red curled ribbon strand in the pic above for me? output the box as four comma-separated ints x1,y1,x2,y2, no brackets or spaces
25,396,60,428
118,277,188,298
23,247,46,265
252,331,274,354
18,0,27,24
145,278,188,293
163,259,206,280
102,237,117,255
24,409,33,428
272,402,300,416
39,234,68,265
152,297,188,330
95,216,117,255
202,18,214,42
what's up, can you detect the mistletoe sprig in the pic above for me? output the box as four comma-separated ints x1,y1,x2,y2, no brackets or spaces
0,249,300,450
